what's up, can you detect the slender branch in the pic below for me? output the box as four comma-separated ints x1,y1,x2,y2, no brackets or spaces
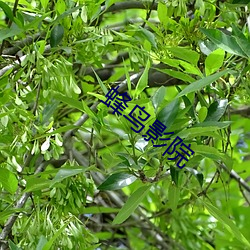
0,45,51,78
142,0,156,28
2,32,46,56
219,163,250,193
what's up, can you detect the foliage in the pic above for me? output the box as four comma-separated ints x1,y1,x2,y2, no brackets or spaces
0,0,250,249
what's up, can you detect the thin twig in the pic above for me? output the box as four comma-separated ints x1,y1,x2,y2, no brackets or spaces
141,0,156,28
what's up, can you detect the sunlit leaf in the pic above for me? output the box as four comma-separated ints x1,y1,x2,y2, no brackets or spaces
176,70,231,97
203,201,250,248
0,168,18,194
168,182,180,210
113,185,151,224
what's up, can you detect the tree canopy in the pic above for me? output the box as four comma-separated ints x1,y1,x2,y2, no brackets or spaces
0,0,250,249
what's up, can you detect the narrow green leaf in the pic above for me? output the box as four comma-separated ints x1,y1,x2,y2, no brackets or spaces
8,241,21,250
112,185,151,224
168,182,180,210
156,68,195,83
50,24,64,47
51,166,86,186
80,206,120,214
42,223,69,250
151,86,166,112
205,99,228,122
176,70,231,98
93,70,108,95
0,209,23,223
170,165,179,186
0,168,18,194
203,201,250,248
157,1,168,24
134,59,150,98
0,1,14,21
0,26,23,42
193,121,231,129
168,47,200,65
176,126,220,139
200,28,247,58
24,177,51,192
157,98,179,128
41,101,60,125
53,92,84,112
54,5,83,24
98,172,137,191
191,144,230,165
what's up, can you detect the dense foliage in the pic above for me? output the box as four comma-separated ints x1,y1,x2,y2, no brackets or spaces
0,0,250,249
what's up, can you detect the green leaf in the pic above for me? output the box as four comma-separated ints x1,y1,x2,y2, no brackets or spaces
40,0,49,9
205,99,228,122
170,165,179,186
234,36,250,58
42,223,69,250
200,28,247,58
0,209,23,223
93,70,108,95
205,49,225,75
176,70,231,98
168,47,200,65
112,185,151,224
134,59,151,98
191,144,229,164
98,172,137,191
193,121,231,129
50,24,64,47
157,98,179,128
176,126,220,139
0,1,14,21
168,182,180,210
203,201,250,248
51,166,86,186
198,106,208,122
0,168,18,194
156,68,195,83
157,1,168,24
24,177,51,192
151,86,166,112
41,101,60,125
0,26,23,42
80,206,120,214
8,241,21,250
186,167,204,187
36,235,48,250
53,92,84,112
138,27,157,48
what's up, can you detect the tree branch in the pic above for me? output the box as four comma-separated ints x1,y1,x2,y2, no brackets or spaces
219,163,250,193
